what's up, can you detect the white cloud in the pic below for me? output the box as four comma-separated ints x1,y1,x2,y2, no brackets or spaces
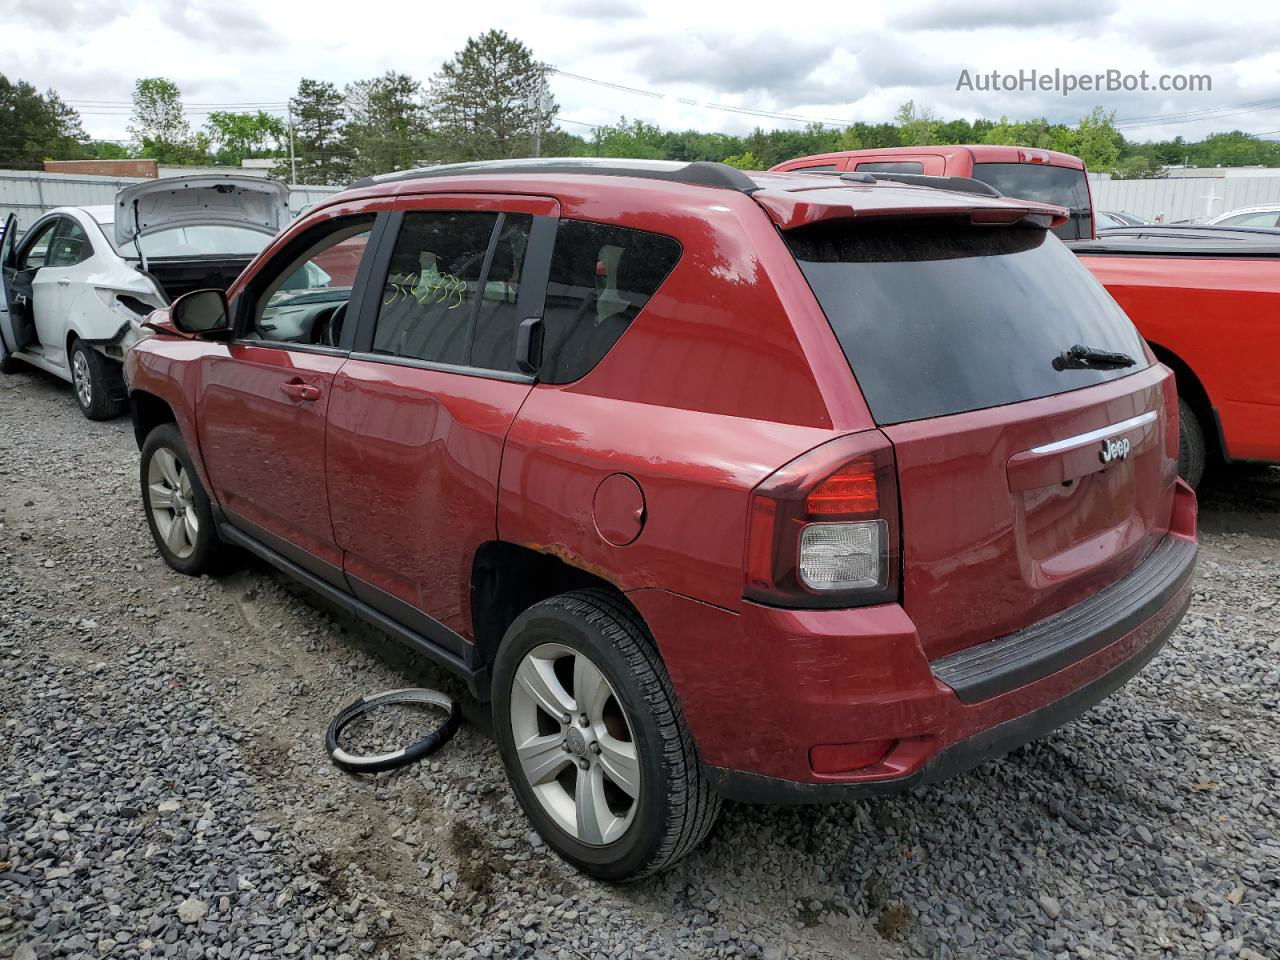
1,0,1277,146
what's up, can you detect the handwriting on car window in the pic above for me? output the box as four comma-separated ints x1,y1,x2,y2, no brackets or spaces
384,271,466,310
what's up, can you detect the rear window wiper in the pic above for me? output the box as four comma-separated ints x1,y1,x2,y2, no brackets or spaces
1052,344,1137,371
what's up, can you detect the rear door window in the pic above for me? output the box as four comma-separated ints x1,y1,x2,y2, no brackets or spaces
854,161,925,173
539,221,681,384
48,217,93,267
970,162,1093,239
372,212,499,365
787,221,1148,425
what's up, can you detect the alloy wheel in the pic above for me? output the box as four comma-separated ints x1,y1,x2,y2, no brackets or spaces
508,642,640,845
72,350,92,408
146,447,198,560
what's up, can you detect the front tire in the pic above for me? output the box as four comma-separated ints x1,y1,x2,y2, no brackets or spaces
140,424,225,575
1177,397,1206,489
492,589,720,881
70,339,127,421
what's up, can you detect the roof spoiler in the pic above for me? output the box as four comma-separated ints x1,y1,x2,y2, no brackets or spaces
793,168,1005,199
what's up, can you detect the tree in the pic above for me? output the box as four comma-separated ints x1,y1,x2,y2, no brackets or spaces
428,29,556,161
720,151,761,170
290,79,349,184
895,100,937,147
204,111,286,167
590,117,666,159
129,77,203,163
343,72,432,178
1112,154,1166,179
1073,106,1122,172
0,73,88,168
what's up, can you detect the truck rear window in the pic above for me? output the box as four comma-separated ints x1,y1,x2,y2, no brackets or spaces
970,163,1093,240
787,221,1148,425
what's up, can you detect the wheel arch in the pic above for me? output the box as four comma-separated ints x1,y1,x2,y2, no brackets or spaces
1148,341,1225,459
470,541,644,673
129,388,178,450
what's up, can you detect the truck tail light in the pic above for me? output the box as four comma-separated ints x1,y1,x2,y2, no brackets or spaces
744,431,901,609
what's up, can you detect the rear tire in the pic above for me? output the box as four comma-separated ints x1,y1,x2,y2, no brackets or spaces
1177,397,1206,489
492,589,720,880
140,424,226,575
71,339,127,421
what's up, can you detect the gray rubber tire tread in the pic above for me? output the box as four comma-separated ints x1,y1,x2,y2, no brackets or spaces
537,588,721,878
72,339,127,421
1177,397,1206,489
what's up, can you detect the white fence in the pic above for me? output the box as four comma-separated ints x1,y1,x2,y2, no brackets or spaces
1089,174,1280,223
0,169,341,236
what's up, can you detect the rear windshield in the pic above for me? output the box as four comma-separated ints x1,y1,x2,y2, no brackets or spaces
787,221,1148,425
970,163,1093,240
111,225,269,259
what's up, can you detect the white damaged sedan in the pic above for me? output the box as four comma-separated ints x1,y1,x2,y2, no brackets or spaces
0,175,289,419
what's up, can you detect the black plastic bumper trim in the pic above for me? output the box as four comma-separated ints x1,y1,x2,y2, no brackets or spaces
705,581,1191,805
932,536,1197,704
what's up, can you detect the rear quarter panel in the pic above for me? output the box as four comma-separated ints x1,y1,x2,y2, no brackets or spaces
1080,254,1280,461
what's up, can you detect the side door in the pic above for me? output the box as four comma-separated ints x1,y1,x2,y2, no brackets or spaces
0,213,22,354
196,210,382,585
39,215,99,362
326,195,557,652
1,216,59,354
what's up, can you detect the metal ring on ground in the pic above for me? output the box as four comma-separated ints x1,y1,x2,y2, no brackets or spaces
325,687,461,773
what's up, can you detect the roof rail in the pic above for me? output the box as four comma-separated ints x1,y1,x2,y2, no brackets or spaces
348,158,759,194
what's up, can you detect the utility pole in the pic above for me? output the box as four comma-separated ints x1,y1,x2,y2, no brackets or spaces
532,67,545,158
287,103,298,183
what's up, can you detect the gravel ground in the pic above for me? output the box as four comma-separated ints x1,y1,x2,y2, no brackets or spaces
1,365,1278,960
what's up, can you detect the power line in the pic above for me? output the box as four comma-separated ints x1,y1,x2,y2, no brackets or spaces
547,67,854,129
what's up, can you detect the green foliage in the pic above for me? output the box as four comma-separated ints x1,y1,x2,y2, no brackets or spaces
895,101,936,147
590,117,666,159
204,111,286,167
343,72,432,179
0,73,88,168
1112,153,1166,179
428,29,555,162
1072,106,1122,171
130,77,205,163
290,79,349,185
721,151,761,170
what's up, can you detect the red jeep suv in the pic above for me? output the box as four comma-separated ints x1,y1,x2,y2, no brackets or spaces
125,159,1198,879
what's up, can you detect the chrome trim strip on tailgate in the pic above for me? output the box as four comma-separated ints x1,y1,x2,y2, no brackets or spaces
1029,410,1157,455
932,535,1197,704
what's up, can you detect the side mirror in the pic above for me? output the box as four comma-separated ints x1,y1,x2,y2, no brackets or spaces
170,289,230,336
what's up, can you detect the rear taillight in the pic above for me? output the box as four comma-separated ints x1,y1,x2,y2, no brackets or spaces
744,431,901,609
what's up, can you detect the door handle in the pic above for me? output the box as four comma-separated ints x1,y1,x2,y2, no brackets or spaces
280,379,321,402
57,278,71,286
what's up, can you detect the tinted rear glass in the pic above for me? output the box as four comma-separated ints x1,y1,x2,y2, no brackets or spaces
855,161,925,173
787,221,1148,425
540,220,681,384
970,162,1093,239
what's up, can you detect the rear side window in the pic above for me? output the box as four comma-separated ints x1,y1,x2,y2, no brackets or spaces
792,164,839,173
48,218,93,267
855,161,925,173
787,221,1149,425
539,221,681,384
970,162,1093,240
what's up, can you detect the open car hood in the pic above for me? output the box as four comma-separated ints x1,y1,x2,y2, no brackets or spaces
114,175,290,247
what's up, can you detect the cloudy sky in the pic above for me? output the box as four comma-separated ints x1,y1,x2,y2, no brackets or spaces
4,0,1279,145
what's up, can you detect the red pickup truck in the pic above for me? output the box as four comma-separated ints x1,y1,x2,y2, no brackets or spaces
773,147,1280,484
